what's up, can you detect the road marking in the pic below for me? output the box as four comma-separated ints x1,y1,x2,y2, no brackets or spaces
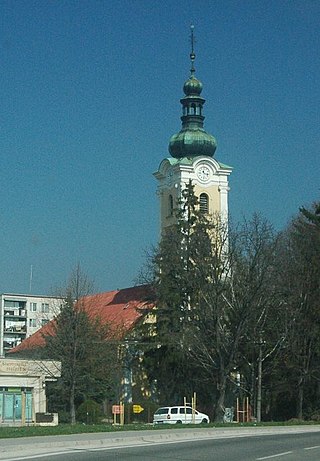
0,438,213,461
5,439,320,461
0,451,81,461
256,452,292,460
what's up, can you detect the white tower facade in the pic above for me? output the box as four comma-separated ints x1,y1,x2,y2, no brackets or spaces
154,156,232,232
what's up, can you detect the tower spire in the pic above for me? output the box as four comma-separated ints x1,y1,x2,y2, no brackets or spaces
190,24,196,76
168,26,217,159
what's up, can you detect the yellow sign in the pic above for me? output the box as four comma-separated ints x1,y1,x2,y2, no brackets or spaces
133,404,144,414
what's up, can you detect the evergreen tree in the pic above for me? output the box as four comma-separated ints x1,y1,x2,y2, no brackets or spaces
139,181,214,403
273,202,320,419
43,266,120,424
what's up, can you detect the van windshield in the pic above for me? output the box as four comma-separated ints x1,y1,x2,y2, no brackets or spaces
155,408,169,415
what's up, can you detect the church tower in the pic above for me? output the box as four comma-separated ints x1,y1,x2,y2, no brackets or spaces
154,27,232,234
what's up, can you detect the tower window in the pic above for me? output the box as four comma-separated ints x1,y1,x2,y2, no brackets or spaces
168,194,174,216
199,193,209,214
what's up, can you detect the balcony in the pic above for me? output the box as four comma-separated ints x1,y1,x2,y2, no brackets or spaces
4,311,27,319
4,326,27,334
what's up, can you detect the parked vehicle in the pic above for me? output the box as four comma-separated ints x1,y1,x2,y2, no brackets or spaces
153,406,210,425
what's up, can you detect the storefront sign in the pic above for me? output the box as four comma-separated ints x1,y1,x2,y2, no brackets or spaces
0,359,61,378
0,360,28,375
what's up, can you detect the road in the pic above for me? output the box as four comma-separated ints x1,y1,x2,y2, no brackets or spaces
1,426,320,461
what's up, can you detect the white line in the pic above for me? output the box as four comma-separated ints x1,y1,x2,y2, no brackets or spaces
304,445,320,450
0,451,81,461
256,452,292,460
0,438,211,461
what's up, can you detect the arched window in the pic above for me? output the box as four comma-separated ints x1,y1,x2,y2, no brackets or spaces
199,193,209,214
168,194,174,216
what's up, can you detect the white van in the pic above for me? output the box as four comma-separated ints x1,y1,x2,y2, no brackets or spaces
153,406,210,425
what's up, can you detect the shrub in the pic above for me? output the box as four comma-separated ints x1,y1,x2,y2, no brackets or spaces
57,410,71,424
310,411,320,422
76,400,103,424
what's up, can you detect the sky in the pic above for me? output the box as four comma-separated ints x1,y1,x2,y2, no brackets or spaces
1,0,319,295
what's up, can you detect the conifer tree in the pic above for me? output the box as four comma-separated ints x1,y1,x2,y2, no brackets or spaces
139,181,214,402
273,202,320,419
43,266,120,424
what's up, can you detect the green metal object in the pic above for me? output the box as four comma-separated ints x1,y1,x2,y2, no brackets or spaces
169,26,217,159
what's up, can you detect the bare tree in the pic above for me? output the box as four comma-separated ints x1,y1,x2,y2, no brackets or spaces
184,214,279,421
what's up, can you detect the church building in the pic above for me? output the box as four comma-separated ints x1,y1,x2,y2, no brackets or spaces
154,27,232,233
2,29,233,424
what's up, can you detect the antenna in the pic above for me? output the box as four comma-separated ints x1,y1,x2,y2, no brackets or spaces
29,265,33,293
190,24,196,75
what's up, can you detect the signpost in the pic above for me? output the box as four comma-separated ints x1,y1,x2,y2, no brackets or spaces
112,403,124,425
111,403,144,425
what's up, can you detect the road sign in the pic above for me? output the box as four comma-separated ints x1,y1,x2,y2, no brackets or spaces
112,405,124,415
133,404,144,414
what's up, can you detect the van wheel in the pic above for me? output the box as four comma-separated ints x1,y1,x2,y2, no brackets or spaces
176,420,182,424
202,418,208,424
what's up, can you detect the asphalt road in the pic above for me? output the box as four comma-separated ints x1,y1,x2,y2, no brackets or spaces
1,426,320,461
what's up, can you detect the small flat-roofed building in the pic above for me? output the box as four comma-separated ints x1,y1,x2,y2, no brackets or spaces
0,358,61,426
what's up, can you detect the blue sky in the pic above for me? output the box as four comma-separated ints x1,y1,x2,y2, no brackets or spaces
1,0,319,295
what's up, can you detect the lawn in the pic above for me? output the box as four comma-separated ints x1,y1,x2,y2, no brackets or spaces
0,420,318,439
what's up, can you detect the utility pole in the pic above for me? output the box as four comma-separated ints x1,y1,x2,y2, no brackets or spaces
256,336,265,422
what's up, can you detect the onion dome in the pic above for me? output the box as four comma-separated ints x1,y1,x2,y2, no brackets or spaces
169,26,217,159
183,75,203,96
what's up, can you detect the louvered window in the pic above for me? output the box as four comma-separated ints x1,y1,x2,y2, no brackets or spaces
199,193,209,214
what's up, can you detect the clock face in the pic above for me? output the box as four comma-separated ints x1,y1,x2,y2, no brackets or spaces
197,165,210,182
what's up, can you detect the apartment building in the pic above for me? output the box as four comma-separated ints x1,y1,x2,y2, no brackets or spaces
0,294,63,357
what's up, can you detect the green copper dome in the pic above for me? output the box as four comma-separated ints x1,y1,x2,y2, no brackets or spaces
183,75,203,96
169,128,217,158
168,32,217,159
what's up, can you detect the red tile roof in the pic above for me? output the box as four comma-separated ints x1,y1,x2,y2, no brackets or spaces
9,285,154,354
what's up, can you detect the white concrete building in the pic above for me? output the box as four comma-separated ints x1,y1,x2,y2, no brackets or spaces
0,358,61,425
0,294,63,357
